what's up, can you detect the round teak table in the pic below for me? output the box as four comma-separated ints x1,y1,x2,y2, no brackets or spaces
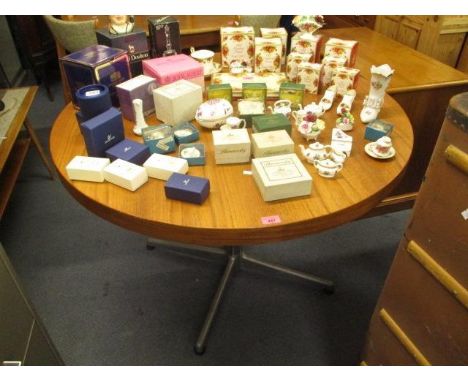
50,77,413,354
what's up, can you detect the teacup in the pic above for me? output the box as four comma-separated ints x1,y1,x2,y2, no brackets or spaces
190,47,215,75
229,60,251,74
373,136,393,156
225,116,246,129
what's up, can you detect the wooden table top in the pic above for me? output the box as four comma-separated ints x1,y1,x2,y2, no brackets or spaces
50,77,413,246
322,27,468,93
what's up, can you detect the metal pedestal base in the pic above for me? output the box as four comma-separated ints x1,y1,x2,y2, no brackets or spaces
146,239,335,355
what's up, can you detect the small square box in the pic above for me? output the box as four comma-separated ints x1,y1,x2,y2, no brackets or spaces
165,173,210,205
251,153,313,202
80,107,125,157
143,153,188,180
172,122,199,144
324,38,359,67
291,32,323,62
103,158,148,191
212,129,251,165
331,128,353,156
152,79,203,126
148,16,181,58
116,75,157,121
207,84,233,103
251,130,295,158
365,119,394,142
105,138,151,165
66,156,110,183
297,62,322,94
279,82,305,110
142,125,176,154
179,143,206,166
252,114,292,136
242,83,267,103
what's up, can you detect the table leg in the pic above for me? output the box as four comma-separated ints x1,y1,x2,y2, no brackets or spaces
24,118,55,179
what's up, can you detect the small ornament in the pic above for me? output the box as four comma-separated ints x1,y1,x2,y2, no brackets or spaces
108,15,135,35
132,99,148,136
336,108,355,131
292,15,325,34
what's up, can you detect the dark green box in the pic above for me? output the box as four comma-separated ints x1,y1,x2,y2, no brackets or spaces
207,84,233,103
252,114,292,136
279,82,305,110
242,83,267,102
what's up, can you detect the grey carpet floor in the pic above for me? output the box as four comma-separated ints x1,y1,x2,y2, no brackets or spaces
0,74,412,365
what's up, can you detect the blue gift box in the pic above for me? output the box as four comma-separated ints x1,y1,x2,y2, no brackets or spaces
365,119,394,141
80,107,125,157
165,173,210,205
179,143,205,166
75,84,112,120
172,122,199,144
61,45,131,106
105,138,151,165
142,124,176,154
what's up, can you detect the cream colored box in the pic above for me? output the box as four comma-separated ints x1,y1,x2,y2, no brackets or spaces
220,26,255,69
143,153,188,181
260,27,288,64
252,153,312,202
153,79,202,125
212,128,251,164
66,156,110,182
254,37,282,73
103,158,148,191
251,130,294,158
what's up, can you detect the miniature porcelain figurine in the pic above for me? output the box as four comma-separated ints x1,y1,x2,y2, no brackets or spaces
292,15,325,34
336,89,356,114
195,98,234,129
313,158,343,178
318,85,337,112
299,142,332,162
225,116,246,129
335,108,355,131
132,99,148,136
108,15,135,35
303,102,325,117
297,114,325,141
364,136,396,159
360,64,394,123
268,99,292,117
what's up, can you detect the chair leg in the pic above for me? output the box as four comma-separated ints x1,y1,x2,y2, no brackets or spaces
24,118,55,179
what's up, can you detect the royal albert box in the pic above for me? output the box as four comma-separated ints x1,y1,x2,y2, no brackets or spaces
331,67,360,96
251,153,312,202
331,128,353,156
61,45,131,106
153,79,203,125
365,119,394,141
148,16,181,58
116,75,157,121
211,72,287,98
320,55,347,90
142,124,176,154
165,173,210,205
220,26,255,69
143,153,188,181
254,37,283,73
252,114,292,136
286,52,313,82
260,27,288,65
279,82,305,110
324,38,359,67
251,130,295,158
105,138,151,165
143,54,204,89
212,129,251,165
103,158,148,191
80,107,125,157
66,156,110,183
291,32,323,63
297,63,322,94
207,84,233,103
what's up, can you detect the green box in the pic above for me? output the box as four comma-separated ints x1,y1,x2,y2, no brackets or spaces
252,114,292,136
207,84,233,103
242,83,267,102
279,82,305,110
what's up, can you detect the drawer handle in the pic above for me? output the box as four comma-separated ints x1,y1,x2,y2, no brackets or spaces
2,361,22,366
444,144,468,175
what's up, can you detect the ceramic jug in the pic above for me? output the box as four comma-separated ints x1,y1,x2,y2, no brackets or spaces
313,158,343,178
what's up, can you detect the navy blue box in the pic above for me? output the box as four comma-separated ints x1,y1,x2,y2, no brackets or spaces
105,138,151,165
165,173,210,205
60,45,131,106
75,84,112,120
80,107,125,157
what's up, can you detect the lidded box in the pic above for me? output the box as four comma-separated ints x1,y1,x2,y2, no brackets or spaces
143,153,188,180
212,128,251,164
103,159,148,191
291,32,323,63
251,130,295,158
207,83,233,103
142,54,204,89
153,79,203,125
105,138,151,165
252,114,292,136
260,27,288,65
66,156,110,183
254,37,283,73
61,45,131,106
220,26,255,69
165,173,210,205
242,83,267,103
324,38,359,67
116,75,157,121
251,153,312,202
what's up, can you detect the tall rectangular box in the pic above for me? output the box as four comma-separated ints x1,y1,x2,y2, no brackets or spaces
251,153,313,202
148,16,181,58
212,129,251,164
153,79,203,125
286,52,313,82
116,75,157,121
260,27,288,65
254,37,283,73
165,173,210,205
251,130,294,158
252,114,292,136
291,32,323,63
297,63,322,94
80,107,125,157
60,45,131,106
220,26,255,69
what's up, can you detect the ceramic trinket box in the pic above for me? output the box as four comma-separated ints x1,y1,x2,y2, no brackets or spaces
165,173,210,205
251,130,294,158
195,98,234,129
143,153,188,180
66,156,110,183
179,143,206,166
313,158,343,178
142,124,176,154
172,122,199,144
364,119,394,141
212,128,251,164
105,138,151,165
103,158,148,191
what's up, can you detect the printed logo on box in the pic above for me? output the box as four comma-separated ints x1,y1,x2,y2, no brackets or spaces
104,134,116,145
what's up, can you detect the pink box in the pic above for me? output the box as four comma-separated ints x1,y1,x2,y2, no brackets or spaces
142,54,204,89
324,38,359,67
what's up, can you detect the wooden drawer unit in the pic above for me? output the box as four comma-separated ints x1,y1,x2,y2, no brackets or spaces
362,93,468,365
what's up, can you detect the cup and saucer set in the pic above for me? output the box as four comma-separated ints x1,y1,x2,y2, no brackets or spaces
365,136,396,159
190,47,222,78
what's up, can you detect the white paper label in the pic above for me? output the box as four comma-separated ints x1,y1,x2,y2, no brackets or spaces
85,90,101,97
262,158,302,181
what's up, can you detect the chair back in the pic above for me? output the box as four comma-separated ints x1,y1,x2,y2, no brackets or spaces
238,15,281,36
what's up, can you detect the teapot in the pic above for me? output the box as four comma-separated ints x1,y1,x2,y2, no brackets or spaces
313,158,343,178
329,148,347,164
268,99,292,116
303,102,325,117
299,142,332,163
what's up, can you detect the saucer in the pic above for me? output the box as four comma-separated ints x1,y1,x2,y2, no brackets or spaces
365,142,396,159
204,62,222,78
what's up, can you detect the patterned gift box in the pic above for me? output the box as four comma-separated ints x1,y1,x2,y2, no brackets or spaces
297,63,322,94
286,52,313,82
320,55,347,90
290,32,323,63
207,83,233,103
324,38,359,67
211,72,287,98
254,37,282,73
260,27,288,65
331,67,360,96
220,26,255,69
279,82,305,110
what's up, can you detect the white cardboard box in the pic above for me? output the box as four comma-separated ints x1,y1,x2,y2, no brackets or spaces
251,130,294,158
153,79,202,125
252,153,312,202
331,128,353,156
212,129,251,164
103,158,148,191
66,156,110,182
143,153,188,181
